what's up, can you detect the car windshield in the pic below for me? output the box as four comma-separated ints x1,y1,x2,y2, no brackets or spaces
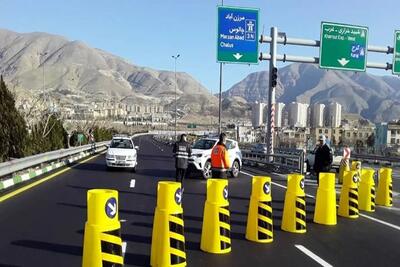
110,139,133,149
192,139,216,150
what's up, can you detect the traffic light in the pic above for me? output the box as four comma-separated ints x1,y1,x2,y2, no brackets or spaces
271,67,278,87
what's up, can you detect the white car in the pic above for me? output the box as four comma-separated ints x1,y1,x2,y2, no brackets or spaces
188,138,242,179
106,136,139,171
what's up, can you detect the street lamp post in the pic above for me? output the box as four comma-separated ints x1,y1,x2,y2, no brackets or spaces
172,54,180,141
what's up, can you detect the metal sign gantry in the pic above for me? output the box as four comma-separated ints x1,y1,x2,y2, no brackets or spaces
260,25,395,156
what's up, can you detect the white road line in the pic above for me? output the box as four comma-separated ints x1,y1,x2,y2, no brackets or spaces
295,245,333,267
130,179,136,188
120,219,127,222
240,170,400,232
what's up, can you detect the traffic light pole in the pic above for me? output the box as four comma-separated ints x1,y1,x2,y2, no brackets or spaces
266,27,278,157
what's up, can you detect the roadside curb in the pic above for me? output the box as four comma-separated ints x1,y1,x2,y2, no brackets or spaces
0,148,106,191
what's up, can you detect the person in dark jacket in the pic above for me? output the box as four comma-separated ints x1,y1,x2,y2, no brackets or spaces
173,134,192,188
313,134,333,185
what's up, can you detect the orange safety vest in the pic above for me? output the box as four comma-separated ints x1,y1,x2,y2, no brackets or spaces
211,144,231,171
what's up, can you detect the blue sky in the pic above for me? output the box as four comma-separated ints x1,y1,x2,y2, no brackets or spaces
1,0,399,93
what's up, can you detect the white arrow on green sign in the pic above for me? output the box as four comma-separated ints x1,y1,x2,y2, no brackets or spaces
393,30,400,75
320,22,368,71
217,6,259,64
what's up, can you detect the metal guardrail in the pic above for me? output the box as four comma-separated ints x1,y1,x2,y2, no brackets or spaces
351,153,400,166
242,149,305,174
0,132,152,178
0,141,110,178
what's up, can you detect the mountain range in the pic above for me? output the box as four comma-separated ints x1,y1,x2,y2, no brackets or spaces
1,28,400,123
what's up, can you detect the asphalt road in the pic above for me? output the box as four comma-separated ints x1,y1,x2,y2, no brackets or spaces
0,135,399,267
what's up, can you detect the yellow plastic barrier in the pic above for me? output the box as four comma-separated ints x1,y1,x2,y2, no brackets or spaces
338,171,359,218
201,179,231,254
281,174,306,233
313,172,337,225
376,168,393,207
338,158,350,184
351,160,362,177
151,182,186,267
82,189,123,267
246,176,273,243
359,169,376,212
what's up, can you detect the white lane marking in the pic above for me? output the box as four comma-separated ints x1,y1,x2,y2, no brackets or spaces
359,213,400,231
130,179,136,188
295,245,333,267
380,206,400,212
240,170,400,232
122,241,127,255
120,219,127,222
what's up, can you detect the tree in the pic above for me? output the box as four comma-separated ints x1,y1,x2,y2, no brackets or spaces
367,133,375,147
0,76,27,162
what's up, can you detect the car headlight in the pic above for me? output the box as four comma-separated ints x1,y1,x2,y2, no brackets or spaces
106,153,115,159
127,155,136,160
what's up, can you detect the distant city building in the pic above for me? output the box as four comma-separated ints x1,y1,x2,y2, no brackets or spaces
311,103,325,128
287,102,308,127
375,122,400,149
327,102,342,127
252,102,266,128
275,102,285,128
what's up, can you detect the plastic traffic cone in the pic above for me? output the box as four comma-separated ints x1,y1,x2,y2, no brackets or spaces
313,172,337,225
376,168,393,207
338,171,359,219
281,174,306,233
246,176,273,243
151,182,186,267
82,189,123,267
201,179,231,254
359,168,376,212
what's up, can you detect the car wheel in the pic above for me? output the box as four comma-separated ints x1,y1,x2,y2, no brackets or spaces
131,167,136,173
203,160,212,179
230,160,240,178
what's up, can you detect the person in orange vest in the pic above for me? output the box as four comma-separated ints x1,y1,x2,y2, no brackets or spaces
211,133,231,178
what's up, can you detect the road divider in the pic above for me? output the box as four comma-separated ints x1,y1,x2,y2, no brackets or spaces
338,171,359,218
201,179,231,254
82,189,123,267
376,168,393,207
281,174,306,233
246,176,273,243
359,169,376,212
314,173,337,225
151,182,186,267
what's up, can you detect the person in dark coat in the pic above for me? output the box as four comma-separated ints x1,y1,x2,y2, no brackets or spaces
173,134,192,189
313,134,333,185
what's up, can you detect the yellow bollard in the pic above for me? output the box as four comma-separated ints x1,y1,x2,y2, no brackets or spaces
338,171,359,218
313,173,337,225
359,168,376,212
351,160,362,177
281,174,306,233
151,182,186,267
246,176,273,243
338,158,350,184
82,189,123,267
376,168,393,207
201,179,231,254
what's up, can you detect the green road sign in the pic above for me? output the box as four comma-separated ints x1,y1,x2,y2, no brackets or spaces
217,6,259,64
393,31,400,75
320,22,368,71
187,123,197,129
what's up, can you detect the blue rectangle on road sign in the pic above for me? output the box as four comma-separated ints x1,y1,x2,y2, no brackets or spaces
217,6,259,64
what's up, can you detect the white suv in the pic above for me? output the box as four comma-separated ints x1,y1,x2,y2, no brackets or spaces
106,136,139,171
188,138,242,179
